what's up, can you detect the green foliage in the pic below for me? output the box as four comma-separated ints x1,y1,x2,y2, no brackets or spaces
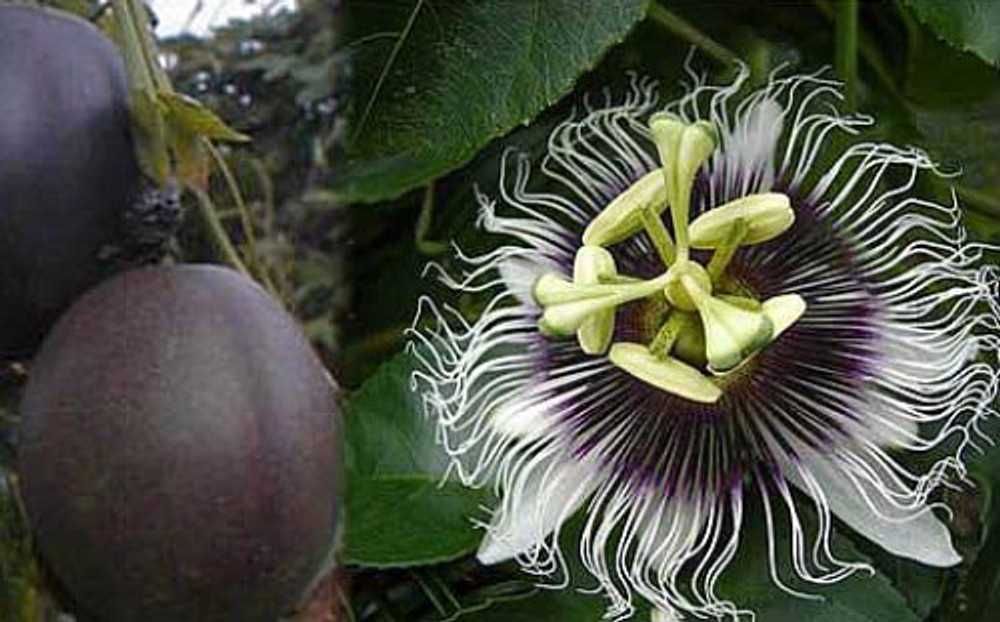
718,500,919,621
946,419,1000,621
335,0,650,203
902,0,1000,67
344,476,485,568
8,0,1000,619
0,472,40,621
343,351,448,479
343,352,485,568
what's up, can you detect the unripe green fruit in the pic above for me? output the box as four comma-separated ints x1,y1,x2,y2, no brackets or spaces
19,265,342,622
0,6,141,357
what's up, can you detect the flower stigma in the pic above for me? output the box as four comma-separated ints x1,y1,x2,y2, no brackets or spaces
533,115,803,402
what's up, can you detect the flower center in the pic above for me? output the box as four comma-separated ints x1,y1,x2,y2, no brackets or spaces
532,114,806,403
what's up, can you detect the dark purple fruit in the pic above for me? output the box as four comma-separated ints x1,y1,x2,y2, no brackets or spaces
18,265,341,622
0,5,141,357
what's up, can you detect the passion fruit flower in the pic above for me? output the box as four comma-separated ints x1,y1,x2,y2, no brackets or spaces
408,65,1000,619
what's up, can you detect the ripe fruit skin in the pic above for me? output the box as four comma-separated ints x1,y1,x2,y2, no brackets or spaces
0,6,141,357
19,265,341,622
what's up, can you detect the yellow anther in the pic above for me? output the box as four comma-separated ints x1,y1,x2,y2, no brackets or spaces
609,342,721,403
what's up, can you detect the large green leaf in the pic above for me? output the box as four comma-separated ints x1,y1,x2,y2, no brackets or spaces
894,16,1000,242
718,500,920,622
343,475,486,568
945,417,1000,621
344,350,449,479
903,0,1000,67
336,0,650,203
343,352,487,567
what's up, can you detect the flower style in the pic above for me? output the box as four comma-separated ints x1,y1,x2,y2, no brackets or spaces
409,64,1000,620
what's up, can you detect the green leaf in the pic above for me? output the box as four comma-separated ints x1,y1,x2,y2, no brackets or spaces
343,352,486,568
344,351,450,479
1,471,41,621
718,500,920,622
903,0,1000,67
160,91,251,143
941,419,1000,621
128,89,171,183
893,18,1000,241
336,0,650,204
343,475,486,568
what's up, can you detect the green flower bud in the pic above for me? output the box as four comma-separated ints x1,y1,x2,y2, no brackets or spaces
608,342,721,403
582,171,668,247
689,193,793,249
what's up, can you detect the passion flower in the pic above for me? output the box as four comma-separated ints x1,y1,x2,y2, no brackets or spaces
409,68,1000,619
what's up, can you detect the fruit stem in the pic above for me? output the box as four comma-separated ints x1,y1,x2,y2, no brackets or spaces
125,0,172,93
834,0,859,110
111,0,155,93
192,188,253,279
646,2,740,67
203,140,279,298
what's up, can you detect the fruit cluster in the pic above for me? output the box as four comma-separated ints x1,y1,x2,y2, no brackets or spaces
1,6,342,621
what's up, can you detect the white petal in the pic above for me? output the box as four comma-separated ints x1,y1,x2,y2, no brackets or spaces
785,448,960,567
844,390,920,450
477,454,600,565
491,385,587,440
498,255,557,306
651,609,681,622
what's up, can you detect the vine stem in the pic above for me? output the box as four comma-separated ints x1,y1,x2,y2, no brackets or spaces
111,1,278,297
834,0,859,109
646,3,739,67
110,0,154,92
815,0,896,95
193,189,253,279
415,183,447,256
203,140,279,297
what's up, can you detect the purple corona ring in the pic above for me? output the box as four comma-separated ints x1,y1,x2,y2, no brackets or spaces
409,65,1000,620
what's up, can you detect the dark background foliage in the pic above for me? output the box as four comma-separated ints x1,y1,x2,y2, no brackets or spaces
4,0,1000,620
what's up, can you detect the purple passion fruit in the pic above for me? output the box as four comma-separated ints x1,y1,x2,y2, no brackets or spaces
0,5,141,357
18,265,341,621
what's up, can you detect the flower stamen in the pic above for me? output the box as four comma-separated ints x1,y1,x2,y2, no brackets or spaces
649,113,718,263
535,116,806,395
706,216,748,283
582,170,668,247
608,341,721,403
639,203,677,267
